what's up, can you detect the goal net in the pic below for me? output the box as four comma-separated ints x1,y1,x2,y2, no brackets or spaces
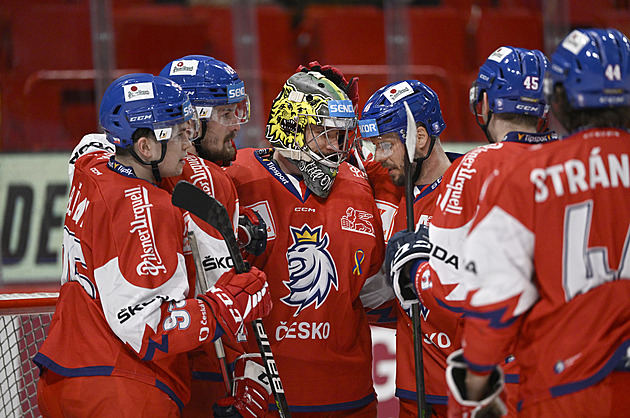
0,292,57,418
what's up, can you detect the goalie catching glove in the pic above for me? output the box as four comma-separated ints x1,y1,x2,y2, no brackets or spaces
198,267,272,337
296,60,359,109
446,349,507,418
213,353,272,418
385,225,432,311
237,207,268,257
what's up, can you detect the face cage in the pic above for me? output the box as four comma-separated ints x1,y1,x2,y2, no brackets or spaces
301,114,357,168
195,96,250,127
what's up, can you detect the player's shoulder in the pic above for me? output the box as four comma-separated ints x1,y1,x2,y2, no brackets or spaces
70,133,115,166
337,161,373,191
225,147,268,182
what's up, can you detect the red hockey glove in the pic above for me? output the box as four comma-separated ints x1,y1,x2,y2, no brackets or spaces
296,60,359,109
199,267,272,337
237,207,268,257
446,349,507,418
212,353,272,418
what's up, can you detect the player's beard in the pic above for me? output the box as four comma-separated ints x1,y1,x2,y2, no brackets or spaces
382,163,405,187
198,132,237,163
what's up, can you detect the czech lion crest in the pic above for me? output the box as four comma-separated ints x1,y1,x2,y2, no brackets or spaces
282,224,338,316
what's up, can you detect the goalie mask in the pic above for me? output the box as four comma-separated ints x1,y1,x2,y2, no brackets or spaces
266,71,357,198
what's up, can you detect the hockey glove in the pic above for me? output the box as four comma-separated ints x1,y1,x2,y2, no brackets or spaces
237,208,268,257
199,267,272,337
385,225,432,311
296,60,359,109
213,353,272,418
446,349,507,418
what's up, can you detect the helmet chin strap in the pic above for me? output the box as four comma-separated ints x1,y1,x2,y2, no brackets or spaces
476,109,495,143
129,142,168,183
193,120,208,157
411,135,437,184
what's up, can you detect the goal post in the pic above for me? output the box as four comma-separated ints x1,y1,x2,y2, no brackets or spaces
0,292,58,418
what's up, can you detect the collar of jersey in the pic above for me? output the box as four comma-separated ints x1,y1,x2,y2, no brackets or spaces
503,130,558,144
255,149,312,203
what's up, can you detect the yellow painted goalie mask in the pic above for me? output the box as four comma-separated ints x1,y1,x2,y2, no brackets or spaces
265,71,357,197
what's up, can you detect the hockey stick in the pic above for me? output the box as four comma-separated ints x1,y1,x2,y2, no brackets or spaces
188,230,232,394
172,181,292,418
403,101,429,417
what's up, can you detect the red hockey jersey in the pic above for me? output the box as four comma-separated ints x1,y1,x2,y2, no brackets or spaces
226,148,385,411
461,128,630,408
34,149,224,409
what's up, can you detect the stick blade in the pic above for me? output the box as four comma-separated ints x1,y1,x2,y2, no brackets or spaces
172,181,231,233
404,101,417,163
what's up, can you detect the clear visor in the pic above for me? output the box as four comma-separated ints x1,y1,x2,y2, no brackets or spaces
153,107,200,142
195,96,250,126
361,137,395,160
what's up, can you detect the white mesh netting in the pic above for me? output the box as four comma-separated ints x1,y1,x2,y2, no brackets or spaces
0,292,57,418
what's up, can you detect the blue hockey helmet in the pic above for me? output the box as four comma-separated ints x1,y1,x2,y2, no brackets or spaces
470,46,549,119
358,80,446,143
547,28,630,109
159,55,249,125
99,73,198,149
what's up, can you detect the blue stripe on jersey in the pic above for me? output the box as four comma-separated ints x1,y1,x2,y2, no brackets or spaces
142,335,169,361
396,388,448,405
268,392,376,412
549,339,630,398
33,352,114,376
366,305,397,324
156,379,185,411
505,373,520,384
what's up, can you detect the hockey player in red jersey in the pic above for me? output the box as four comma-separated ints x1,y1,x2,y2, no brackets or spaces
225,69,385,416
358,79,458,417
385,47,556,417
34,74,272,418
159,56,269,417
447,28,630,416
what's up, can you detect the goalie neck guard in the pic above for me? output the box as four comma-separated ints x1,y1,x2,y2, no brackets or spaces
265,71,357,198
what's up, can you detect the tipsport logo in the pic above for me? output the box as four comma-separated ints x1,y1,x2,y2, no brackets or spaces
282,224,338,316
